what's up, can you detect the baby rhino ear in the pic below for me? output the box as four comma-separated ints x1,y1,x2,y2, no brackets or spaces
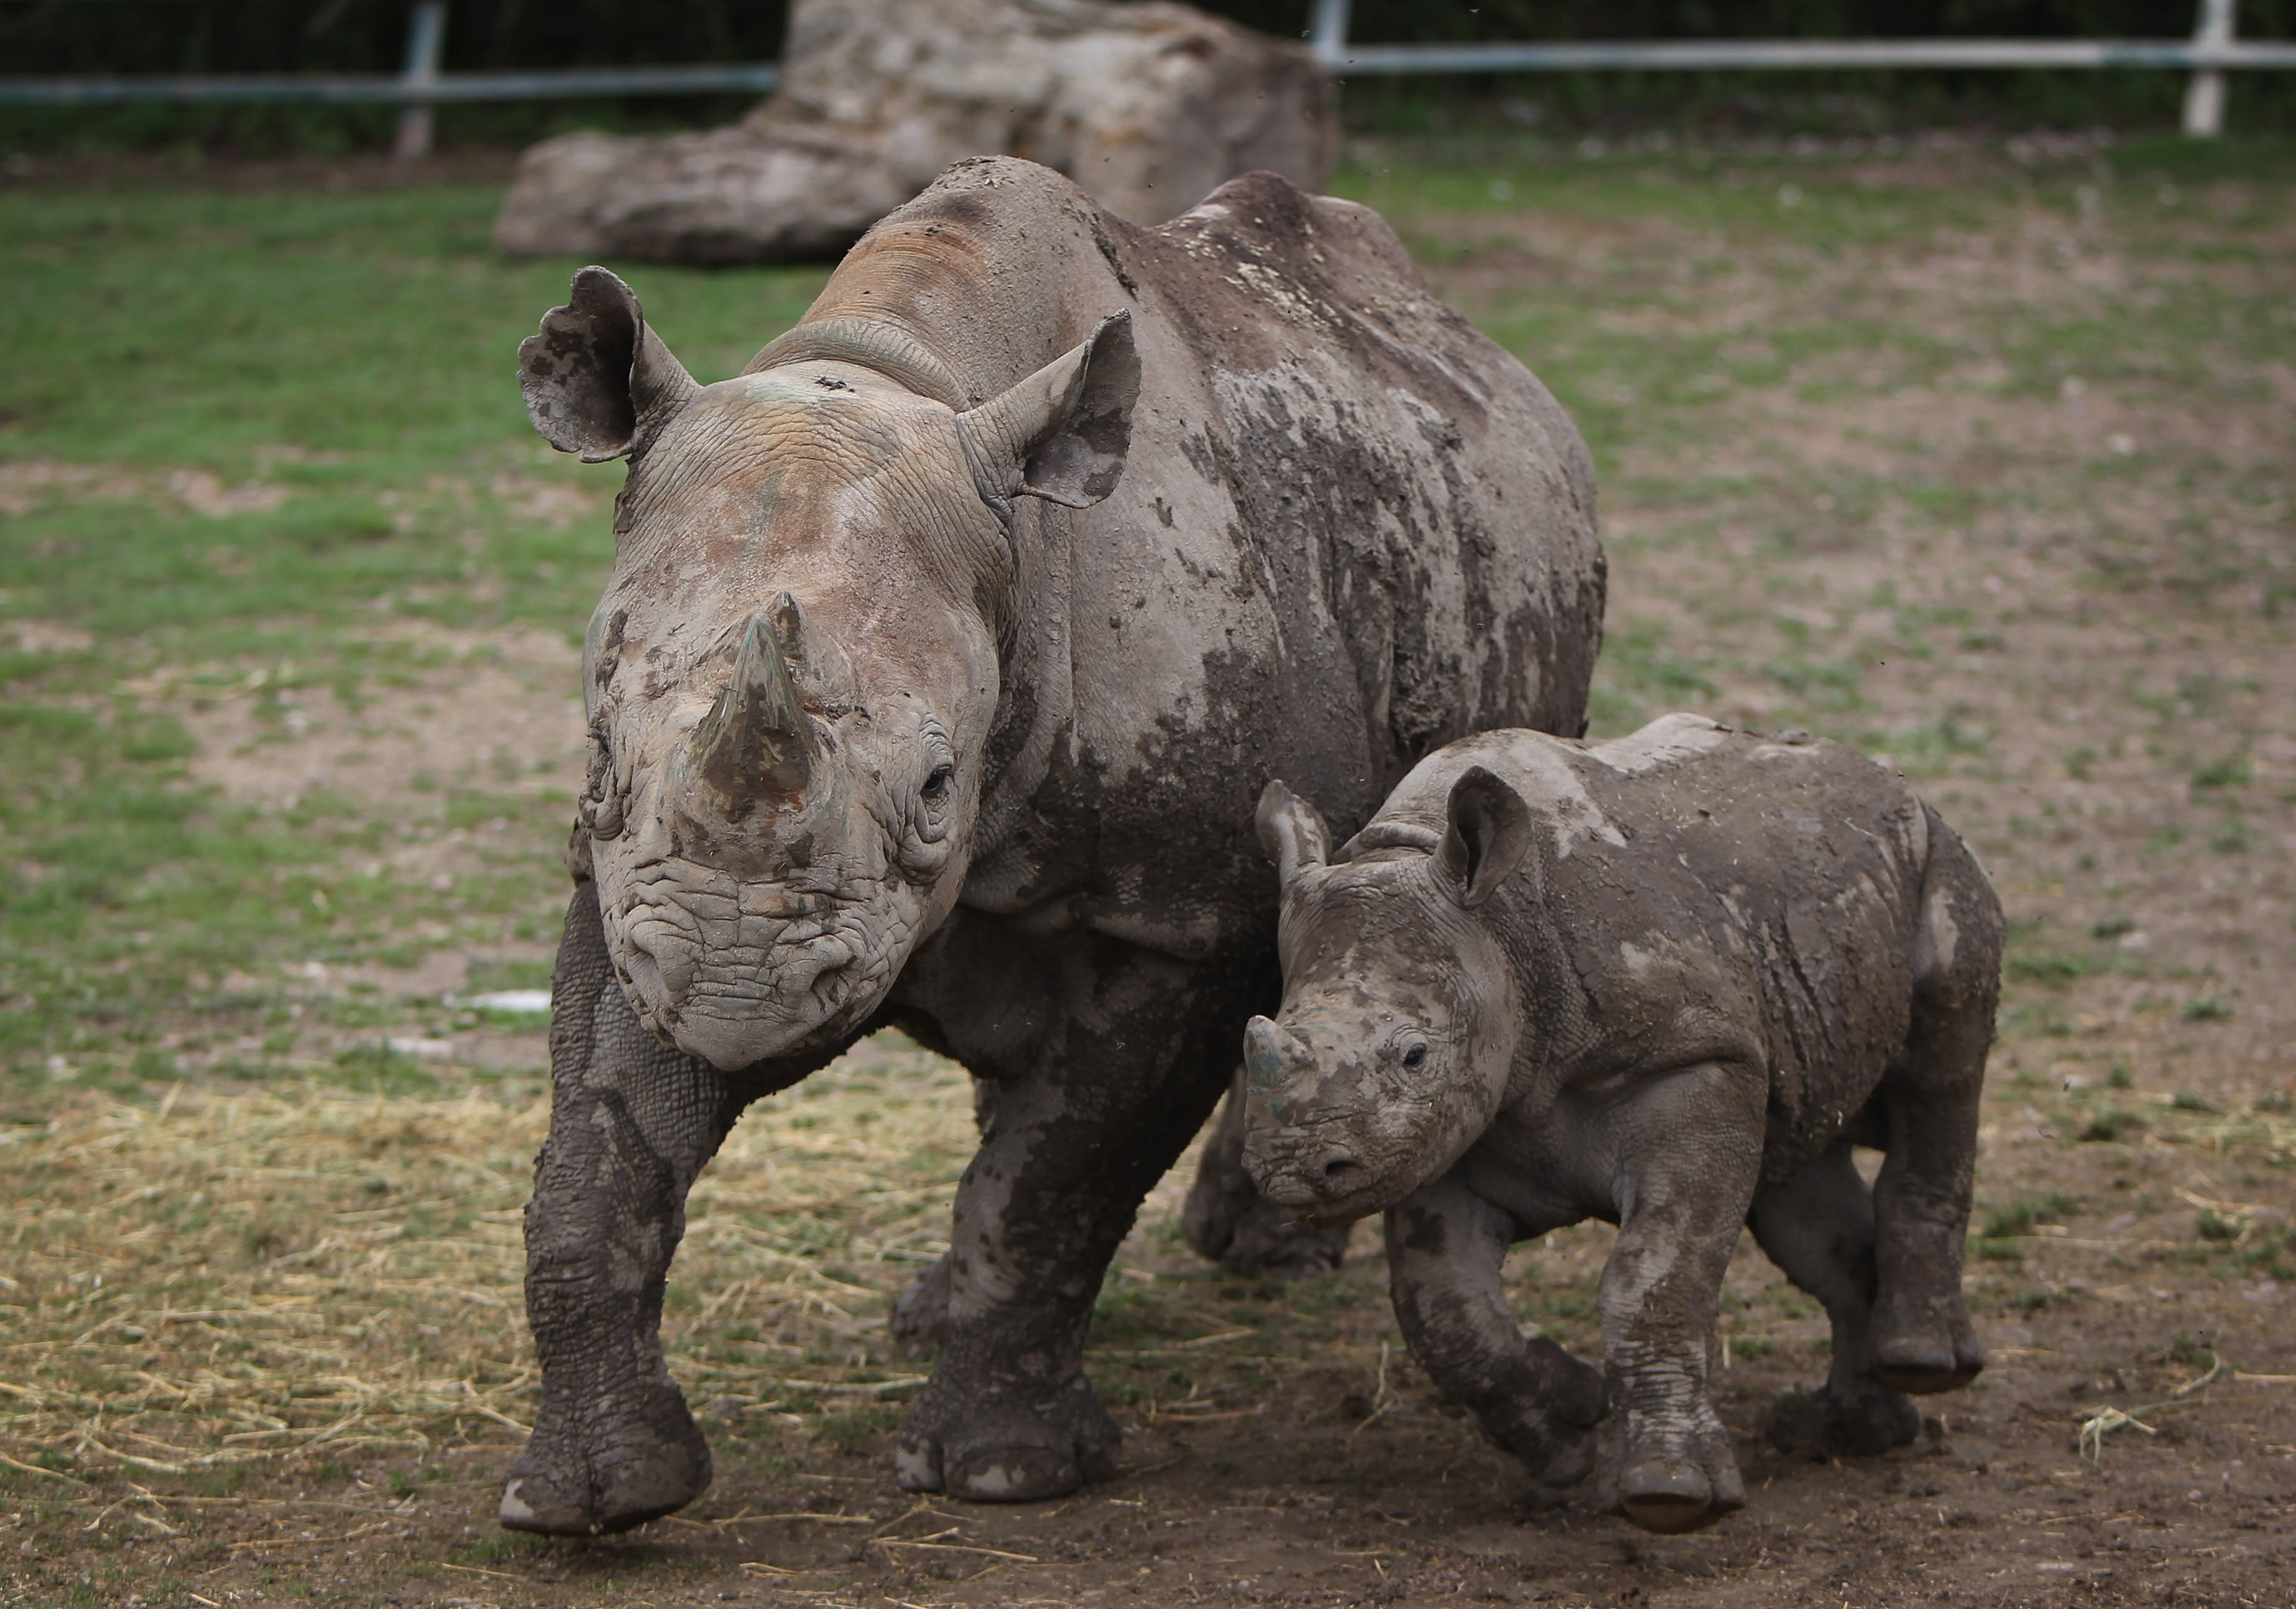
1436,767,1533,908
1256,779,1330,888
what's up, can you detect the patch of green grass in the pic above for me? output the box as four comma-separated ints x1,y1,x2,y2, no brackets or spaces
2192,755,2253,790
0,183,830,1081
2078,1109,2146,1144
2195,1208,2243,1243
1983,1192,2078,1240
818,1405,899,1457
1586,615,1718,734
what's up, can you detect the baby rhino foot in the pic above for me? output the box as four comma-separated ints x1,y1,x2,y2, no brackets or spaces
499,1381,711,1536
1872,1294,1986,1395
1611,1409,1746,1535
895,1373,1121,1503
1473,1339,1607,1488
1766,1381,1921,1459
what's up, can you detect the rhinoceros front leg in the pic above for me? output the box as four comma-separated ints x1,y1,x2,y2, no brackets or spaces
1598,1063,1765,1536
501,871,822,1536
892,938,1236,1503
1181,1070,1353,1279
1385,1169,1605,1486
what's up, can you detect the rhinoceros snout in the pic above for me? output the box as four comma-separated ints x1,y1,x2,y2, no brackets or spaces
1310,1145,1361,1193
1243,1128,1366,1212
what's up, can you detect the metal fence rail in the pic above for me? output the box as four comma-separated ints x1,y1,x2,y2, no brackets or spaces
1312,39,2296,74
0,62,782,107
1306,0,2278,136
0,0,2284,144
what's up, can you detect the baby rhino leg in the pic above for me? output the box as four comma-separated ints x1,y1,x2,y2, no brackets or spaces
1747,1142,1920,1457
1871,836,1997,1394
1386,1171,1605,1487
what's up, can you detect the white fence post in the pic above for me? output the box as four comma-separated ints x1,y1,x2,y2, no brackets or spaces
1307,0,1351,63
2183,0,2235,136
392,1,446,160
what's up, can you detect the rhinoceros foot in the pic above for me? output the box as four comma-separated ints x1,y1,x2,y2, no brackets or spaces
1764,1381,1920,1459
1871,1294,1986,1395
889,1253,954,1359
1615,1457,1746,1536
1608,1406,1745,1535
1471,1337,1606,1487
894,1369,1121,1503
498,1380,711,1536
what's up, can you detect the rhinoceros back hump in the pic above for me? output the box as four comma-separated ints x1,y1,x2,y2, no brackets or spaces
752,157,1603,956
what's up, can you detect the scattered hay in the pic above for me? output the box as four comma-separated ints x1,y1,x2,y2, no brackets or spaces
0,1033,975,1483
2074,1352,2222,1467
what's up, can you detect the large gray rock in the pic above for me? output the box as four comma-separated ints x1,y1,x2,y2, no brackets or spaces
494,0,1334,263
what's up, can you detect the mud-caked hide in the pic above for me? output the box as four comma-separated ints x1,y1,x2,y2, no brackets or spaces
500,156,1603,1536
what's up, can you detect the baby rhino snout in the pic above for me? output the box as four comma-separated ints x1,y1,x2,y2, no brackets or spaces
1240,1016,1374,1216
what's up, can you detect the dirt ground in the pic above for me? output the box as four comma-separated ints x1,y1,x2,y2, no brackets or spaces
7,142,2296,1607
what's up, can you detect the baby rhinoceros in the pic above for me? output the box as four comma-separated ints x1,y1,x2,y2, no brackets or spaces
1243,714,2003,1535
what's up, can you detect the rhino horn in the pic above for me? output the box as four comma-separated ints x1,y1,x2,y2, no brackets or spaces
690,604,817,820
1243,1016,1315,1094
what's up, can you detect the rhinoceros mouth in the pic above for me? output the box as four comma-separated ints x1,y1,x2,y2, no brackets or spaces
1243,1131,1399,1227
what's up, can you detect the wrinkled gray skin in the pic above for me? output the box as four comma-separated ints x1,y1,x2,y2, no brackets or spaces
500,157,1605,1535
1245,715,2001,1536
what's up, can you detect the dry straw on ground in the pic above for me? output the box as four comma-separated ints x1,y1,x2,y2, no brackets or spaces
0,1035,976,1485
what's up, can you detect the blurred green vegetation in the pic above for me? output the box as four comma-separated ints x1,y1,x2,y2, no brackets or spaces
0,182,828,1083
2,0,2292,158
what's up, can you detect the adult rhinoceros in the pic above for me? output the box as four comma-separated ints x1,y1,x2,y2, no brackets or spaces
502,155,1603,1536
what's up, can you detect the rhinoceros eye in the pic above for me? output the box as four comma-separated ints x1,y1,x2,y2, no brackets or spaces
1401,1041,1428,1069
921,763,953,802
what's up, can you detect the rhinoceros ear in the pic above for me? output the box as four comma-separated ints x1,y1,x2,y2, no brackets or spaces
1436,767,1534,909
956,311,1140,517
520,266,701,464
1256,779,1330,888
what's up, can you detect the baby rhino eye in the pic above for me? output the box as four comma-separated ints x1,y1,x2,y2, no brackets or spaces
921,763,953,801
1401,1041,1428,1069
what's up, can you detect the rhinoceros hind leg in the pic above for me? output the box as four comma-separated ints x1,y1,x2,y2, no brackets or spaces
1747,1140,1925,1453
1184,1079,1350,1278
1871,851,1997,1396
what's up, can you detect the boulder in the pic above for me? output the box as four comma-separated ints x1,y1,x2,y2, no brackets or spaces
493,0,1334,264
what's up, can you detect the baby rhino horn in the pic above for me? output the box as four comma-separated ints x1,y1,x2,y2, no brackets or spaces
689,601,816,821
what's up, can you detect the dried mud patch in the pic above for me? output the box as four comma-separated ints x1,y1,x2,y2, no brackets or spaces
154,619,587,818
0,456,290,518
